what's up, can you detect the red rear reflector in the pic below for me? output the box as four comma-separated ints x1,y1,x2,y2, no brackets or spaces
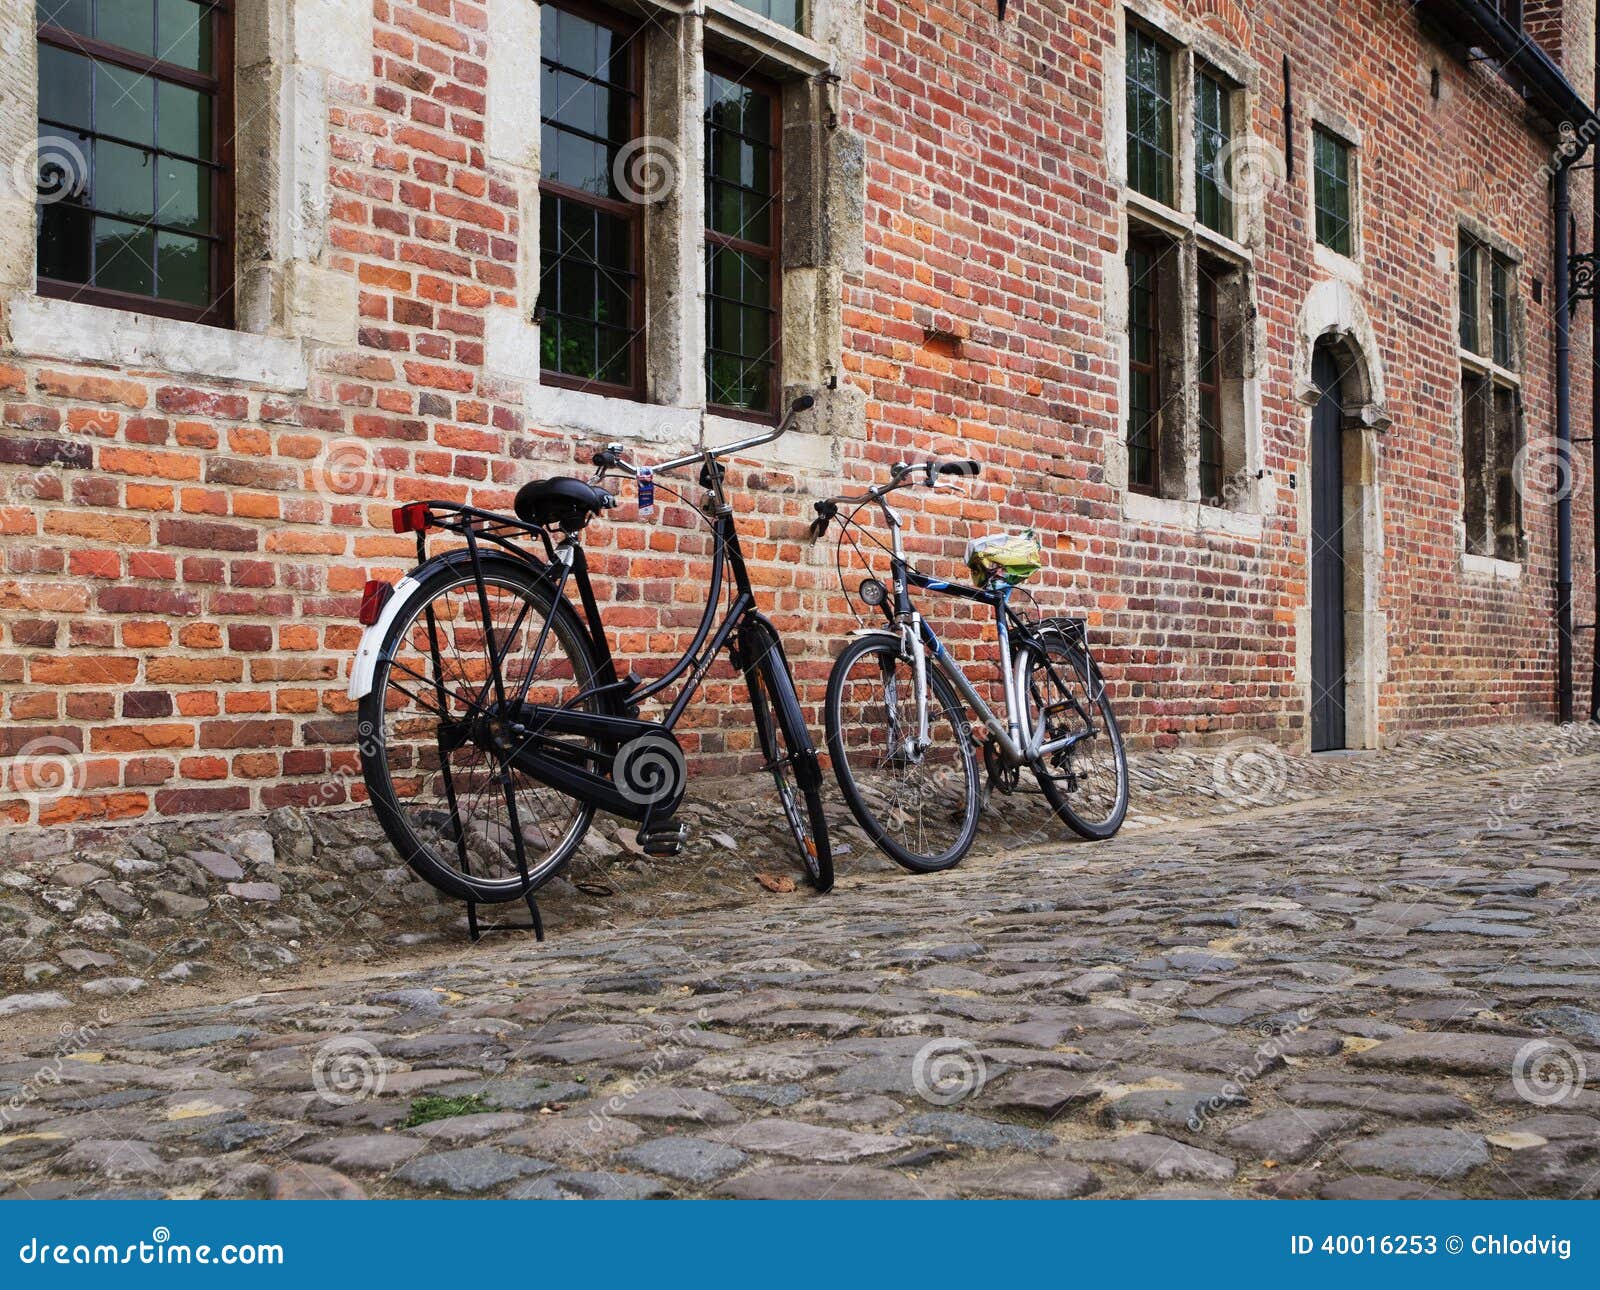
358,579,394,626
392,502,430,533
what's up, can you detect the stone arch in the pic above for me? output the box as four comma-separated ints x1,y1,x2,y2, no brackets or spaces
1294,277,1390,426
1295,281,1389,750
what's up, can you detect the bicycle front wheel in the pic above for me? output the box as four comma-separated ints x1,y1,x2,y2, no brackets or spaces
1019,632,1128,839
825,633,980,872
359,555,604,904
739,618,833,893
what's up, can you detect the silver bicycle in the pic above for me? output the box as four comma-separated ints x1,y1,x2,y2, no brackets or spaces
810,459,1128,872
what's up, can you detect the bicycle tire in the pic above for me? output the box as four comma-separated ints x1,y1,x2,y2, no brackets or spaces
824,632,981,872
1019,632,1129,839
738,618,833,893
359,554,605,904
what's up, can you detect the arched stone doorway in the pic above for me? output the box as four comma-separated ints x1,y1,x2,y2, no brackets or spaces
1295,281,1389,751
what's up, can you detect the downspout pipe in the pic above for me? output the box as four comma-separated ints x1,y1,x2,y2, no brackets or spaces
1556,162,1575,726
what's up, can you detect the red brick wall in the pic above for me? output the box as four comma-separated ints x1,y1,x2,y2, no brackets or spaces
0,0,1594,830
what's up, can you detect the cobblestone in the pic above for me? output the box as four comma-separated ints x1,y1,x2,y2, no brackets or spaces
0,727,1595,1198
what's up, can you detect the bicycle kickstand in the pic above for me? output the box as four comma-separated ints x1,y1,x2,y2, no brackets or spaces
466,886,545,943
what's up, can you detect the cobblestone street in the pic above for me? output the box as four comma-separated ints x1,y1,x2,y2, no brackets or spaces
2,728,1597,1200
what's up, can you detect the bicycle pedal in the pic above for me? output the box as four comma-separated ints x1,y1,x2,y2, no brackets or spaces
637,821,689,857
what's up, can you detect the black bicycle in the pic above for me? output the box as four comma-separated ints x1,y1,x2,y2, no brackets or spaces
350,396,831,925
810,459,1128,873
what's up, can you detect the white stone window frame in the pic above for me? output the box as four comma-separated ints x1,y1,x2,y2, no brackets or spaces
1109,2,1266,536
0,0,368,393
491,0,852,474
1306,106,1363,281
1454,218,1525,578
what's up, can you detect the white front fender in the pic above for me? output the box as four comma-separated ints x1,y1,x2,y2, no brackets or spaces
347,575,421,700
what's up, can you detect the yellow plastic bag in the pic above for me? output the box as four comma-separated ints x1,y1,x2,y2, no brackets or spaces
965,530,1043,586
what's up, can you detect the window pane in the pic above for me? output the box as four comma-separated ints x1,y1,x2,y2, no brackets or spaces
1491,255,1514,368
93,216,155,294
34,127,90,207
157,156,207,230
1197,270,1223,500
1195,72,1231,237
1125,28,1173,206
1457,234,1480,353
96,62,156,147
726,0,803,30
96,0,155,55
538,189,635,385
37,186,92,281
38,45,92,132
704,70,779,413
95,140,156,221
706,75,775,245
1312,127,1352,256
37,0,91,36
540,7,636,201
158,81,211,159
156,0,212,73
706,245,775,410
1125,242,1161,493
156,229,208,304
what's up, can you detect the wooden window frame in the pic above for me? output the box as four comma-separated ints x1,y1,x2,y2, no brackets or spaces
35,3,236,328
536,0,647,400
703,56,782,423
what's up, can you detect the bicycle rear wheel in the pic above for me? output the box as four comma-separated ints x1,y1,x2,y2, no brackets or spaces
739,619,833,892
825,633,980,872
1018,632,1128,839
359,555,604,903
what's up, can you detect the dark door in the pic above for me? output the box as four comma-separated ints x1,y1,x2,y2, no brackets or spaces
1310,348,1346,752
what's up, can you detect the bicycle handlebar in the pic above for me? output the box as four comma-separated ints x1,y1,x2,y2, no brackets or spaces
808,458,983,540
591,394,815,481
